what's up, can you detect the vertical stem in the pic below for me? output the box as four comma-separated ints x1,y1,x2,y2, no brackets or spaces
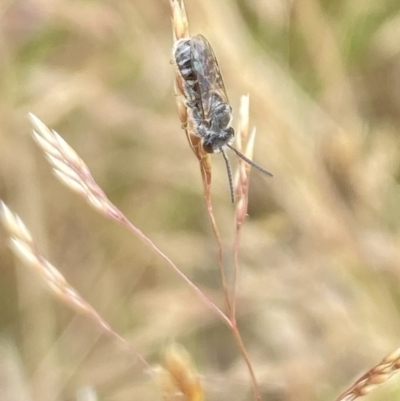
204,194,232,315
231,223,241,321
200,159,232,315
231,322,262,401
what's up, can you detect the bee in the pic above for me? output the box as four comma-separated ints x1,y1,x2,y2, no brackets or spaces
174,35,272,202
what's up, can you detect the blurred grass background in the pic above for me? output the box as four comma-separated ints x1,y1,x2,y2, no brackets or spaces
1,0,400,400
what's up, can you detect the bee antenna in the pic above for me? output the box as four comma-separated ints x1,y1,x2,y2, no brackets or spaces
226,143,273,177
221,148,235,203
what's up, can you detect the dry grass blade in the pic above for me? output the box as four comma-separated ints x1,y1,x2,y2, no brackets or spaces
336,348,400,401
0,201,150,370
28,113,229,326
232,95,253,315
228,95,262,401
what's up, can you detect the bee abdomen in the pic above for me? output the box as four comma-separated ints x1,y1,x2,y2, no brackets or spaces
174,40,196,81
174,40,201,107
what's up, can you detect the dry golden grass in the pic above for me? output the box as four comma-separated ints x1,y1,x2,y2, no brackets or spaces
2,1,400,401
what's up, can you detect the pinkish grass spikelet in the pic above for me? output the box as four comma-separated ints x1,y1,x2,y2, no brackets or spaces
0,201,150,370
1,202,89,312
245,128,256,165
234,95,253,224
1,202,33,244
237,94,250,148
29,113,118,217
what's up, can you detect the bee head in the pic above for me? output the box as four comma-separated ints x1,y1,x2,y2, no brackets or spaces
202,127,234,153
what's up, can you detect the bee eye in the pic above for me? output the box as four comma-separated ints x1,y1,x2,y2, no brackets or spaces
202,140,214,153
226,127,234,138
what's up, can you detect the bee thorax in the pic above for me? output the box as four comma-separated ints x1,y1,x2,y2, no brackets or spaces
210,101,232,131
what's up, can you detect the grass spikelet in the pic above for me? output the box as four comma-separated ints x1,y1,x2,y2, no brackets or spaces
29,113,117,217
235,94,253,226
169,0,189,41
169,0,212,199
336,347,400,401
157,344,204,401
0,202,150,370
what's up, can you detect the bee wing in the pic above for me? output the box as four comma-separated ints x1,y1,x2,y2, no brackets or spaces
190,34,229,118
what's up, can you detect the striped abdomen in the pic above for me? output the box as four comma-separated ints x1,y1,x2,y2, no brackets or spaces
174,39,199,105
